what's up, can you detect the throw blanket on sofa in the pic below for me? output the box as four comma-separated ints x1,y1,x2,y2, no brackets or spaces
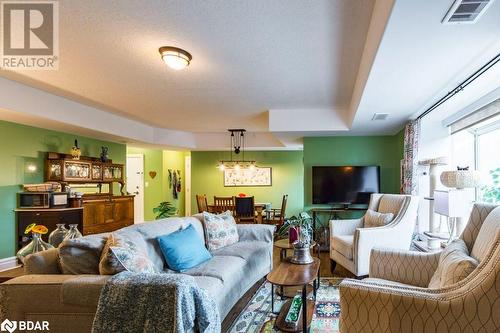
92,272,220,333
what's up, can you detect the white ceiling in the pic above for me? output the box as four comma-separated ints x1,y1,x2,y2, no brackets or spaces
1,0,500,150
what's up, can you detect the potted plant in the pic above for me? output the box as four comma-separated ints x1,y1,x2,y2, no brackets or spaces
153,201,178,219
277,212,315,264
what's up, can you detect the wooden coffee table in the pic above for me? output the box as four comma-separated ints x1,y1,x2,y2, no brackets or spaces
267,257,320,332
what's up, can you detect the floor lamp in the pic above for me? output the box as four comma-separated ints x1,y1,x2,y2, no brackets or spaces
419,157,448,233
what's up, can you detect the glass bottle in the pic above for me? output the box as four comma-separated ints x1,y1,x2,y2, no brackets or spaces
64,224,83,241
48,224,68,247
16,233,54,264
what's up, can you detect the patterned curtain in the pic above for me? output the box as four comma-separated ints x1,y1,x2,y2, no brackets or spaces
400,119,420,195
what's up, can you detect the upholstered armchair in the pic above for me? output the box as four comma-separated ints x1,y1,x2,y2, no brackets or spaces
340,203,500,333
330,194,419,277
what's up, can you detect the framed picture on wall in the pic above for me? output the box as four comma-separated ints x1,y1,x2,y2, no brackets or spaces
224,167,272,186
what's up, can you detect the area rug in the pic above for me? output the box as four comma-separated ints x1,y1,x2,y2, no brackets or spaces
228,278,342,332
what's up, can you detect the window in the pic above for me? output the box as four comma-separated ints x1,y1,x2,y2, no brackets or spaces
451,114,500,203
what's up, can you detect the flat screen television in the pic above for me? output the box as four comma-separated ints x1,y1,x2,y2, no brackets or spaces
312,166,380,205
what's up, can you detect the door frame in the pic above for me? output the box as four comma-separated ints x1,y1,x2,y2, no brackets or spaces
185,155,191,216
126,153,144,223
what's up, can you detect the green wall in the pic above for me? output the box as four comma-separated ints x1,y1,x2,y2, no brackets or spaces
303,132,404,208
191,151,304,216
126,147,186,220
0,120,126,259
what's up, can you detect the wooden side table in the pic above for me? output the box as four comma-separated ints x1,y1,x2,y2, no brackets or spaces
267,258,320,332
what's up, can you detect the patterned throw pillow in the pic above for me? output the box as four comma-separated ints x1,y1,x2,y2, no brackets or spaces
428,239,478,289
202,211,239,251
99,233,157,275
363,209,394,228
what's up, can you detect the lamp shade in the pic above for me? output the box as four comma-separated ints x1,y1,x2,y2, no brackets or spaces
440,170,481,189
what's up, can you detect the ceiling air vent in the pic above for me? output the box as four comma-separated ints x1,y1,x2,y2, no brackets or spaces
372,113,389,121
442,0,495,24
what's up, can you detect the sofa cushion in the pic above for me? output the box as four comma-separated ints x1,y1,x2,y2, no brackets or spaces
202,211,239,251
59,234,108,274
428,239,478,289
61,275,111,307
99,233,157,275
364,209,394,228
377,194,405,216
184,255,246,284
125,217,206,271
470,206,500,262
157,224,212,272
211,240,271,262
331,235,354,260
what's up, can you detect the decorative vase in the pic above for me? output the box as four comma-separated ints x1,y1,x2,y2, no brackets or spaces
71,139,81,160
64,224,83,241
289,226,300,244
16,233,54,264
290,242,314,265
48,224,68,247
100,146,109,163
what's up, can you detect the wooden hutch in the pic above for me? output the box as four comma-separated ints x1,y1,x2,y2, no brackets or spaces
45,152,134,235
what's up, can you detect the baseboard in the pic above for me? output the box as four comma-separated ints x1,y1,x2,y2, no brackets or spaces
0,256,18,272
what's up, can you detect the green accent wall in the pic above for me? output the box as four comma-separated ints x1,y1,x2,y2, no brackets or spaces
191,151,304,216
0,120,126,259
126,147,186,220
303,132,404,208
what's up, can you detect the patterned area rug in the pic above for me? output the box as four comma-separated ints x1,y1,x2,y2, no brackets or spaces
228,278,342,332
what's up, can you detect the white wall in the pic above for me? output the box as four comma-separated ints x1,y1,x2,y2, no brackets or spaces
417,110,451,233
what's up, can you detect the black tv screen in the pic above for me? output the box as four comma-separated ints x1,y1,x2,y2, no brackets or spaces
312,166,380,204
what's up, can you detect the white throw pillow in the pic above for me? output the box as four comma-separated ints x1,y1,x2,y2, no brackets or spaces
428,239,478,289
202,211,239,251
363,209,394,228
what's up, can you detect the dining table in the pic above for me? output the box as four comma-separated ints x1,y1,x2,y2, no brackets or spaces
207,202,271,223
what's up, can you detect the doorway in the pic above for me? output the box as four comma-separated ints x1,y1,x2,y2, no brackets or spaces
126,154,144,223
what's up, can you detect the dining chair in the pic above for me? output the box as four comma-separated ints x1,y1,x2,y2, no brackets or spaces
196,194,209,213
234,196,256,223
268,194,288,226
213,196,235,214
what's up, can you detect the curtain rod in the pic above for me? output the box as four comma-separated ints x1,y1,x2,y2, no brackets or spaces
416,52,500,120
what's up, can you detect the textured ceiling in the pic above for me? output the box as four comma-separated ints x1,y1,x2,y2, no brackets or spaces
0,0,374,132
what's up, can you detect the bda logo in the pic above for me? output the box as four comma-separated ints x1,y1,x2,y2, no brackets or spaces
0,319,17,333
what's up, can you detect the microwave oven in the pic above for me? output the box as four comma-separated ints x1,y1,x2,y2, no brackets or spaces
19,192,68,209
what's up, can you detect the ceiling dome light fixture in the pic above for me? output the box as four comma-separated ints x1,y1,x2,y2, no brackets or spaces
158,46,192,70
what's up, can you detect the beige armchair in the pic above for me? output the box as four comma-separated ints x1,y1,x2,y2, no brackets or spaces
330,194,419,277
340,203,500,333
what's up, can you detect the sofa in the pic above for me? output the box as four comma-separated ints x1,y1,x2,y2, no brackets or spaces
330,193,419,277
0,215,275,333
339,203,500,332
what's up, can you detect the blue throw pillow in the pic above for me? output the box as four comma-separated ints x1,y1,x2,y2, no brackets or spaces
157,224,212,272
